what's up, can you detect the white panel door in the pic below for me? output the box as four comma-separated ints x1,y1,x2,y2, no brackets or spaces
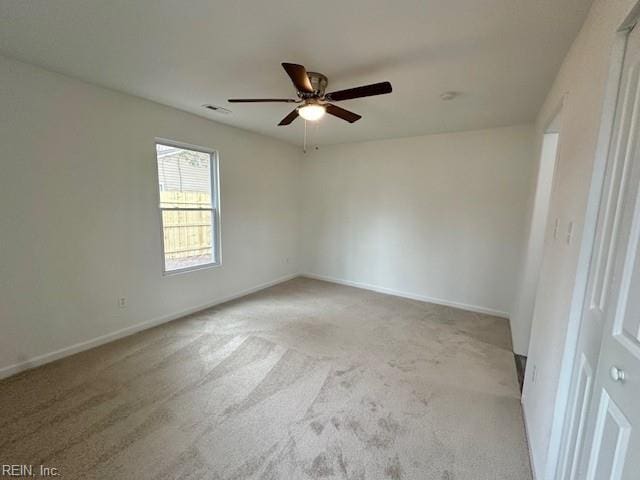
557,24,640,480
578,24,640,480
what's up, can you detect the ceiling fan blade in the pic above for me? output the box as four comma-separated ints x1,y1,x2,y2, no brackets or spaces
326,104,362,123
325,81,392,101
282,62,314,93
278,109,299,126
228,98,298,103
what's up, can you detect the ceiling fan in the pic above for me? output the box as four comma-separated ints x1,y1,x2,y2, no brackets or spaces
228,62,392,126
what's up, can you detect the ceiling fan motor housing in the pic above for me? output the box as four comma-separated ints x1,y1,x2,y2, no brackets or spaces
304,72,328,98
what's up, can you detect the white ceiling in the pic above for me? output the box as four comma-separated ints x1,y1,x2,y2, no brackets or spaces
0,0,592,146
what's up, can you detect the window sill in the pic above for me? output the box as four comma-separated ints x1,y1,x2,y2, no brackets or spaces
162,261,222,277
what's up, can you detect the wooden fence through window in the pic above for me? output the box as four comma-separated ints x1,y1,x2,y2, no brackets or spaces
160,191,214,260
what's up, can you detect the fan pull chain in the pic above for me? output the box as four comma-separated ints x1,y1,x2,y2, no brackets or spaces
303,119,308,153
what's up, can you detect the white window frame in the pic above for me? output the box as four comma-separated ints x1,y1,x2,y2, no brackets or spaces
154,138,222,275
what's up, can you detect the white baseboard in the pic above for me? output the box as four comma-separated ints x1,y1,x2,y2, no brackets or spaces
0,273,299,380
521,405,538,480
302,273,509,318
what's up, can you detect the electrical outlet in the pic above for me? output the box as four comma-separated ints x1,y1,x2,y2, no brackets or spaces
118,297,127,309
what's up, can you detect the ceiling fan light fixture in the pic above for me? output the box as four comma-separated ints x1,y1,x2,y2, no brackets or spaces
298,104,326,121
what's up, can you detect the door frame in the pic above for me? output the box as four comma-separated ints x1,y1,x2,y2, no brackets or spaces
548,3,640,479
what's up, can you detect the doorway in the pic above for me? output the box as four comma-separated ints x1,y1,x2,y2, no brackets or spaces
511,107,562,376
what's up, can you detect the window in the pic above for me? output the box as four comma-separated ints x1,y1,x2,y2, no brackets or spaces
155,141,220,273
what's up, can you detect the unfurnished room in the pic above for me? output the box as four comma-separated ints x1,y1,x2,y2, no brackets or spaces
1,1,640,479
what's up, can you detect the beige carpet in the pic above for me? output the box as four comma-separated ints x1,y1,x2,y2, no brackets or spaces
0,277,532,479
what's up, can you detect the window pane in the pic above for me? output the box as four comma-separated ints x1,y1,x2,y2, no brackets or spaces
162,209,214,271
156,143,212,208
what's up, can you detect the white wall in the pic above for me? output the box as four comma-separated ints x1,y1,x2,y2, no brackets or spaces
520,0,639,477
0,55,301,377
300,125,535,317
